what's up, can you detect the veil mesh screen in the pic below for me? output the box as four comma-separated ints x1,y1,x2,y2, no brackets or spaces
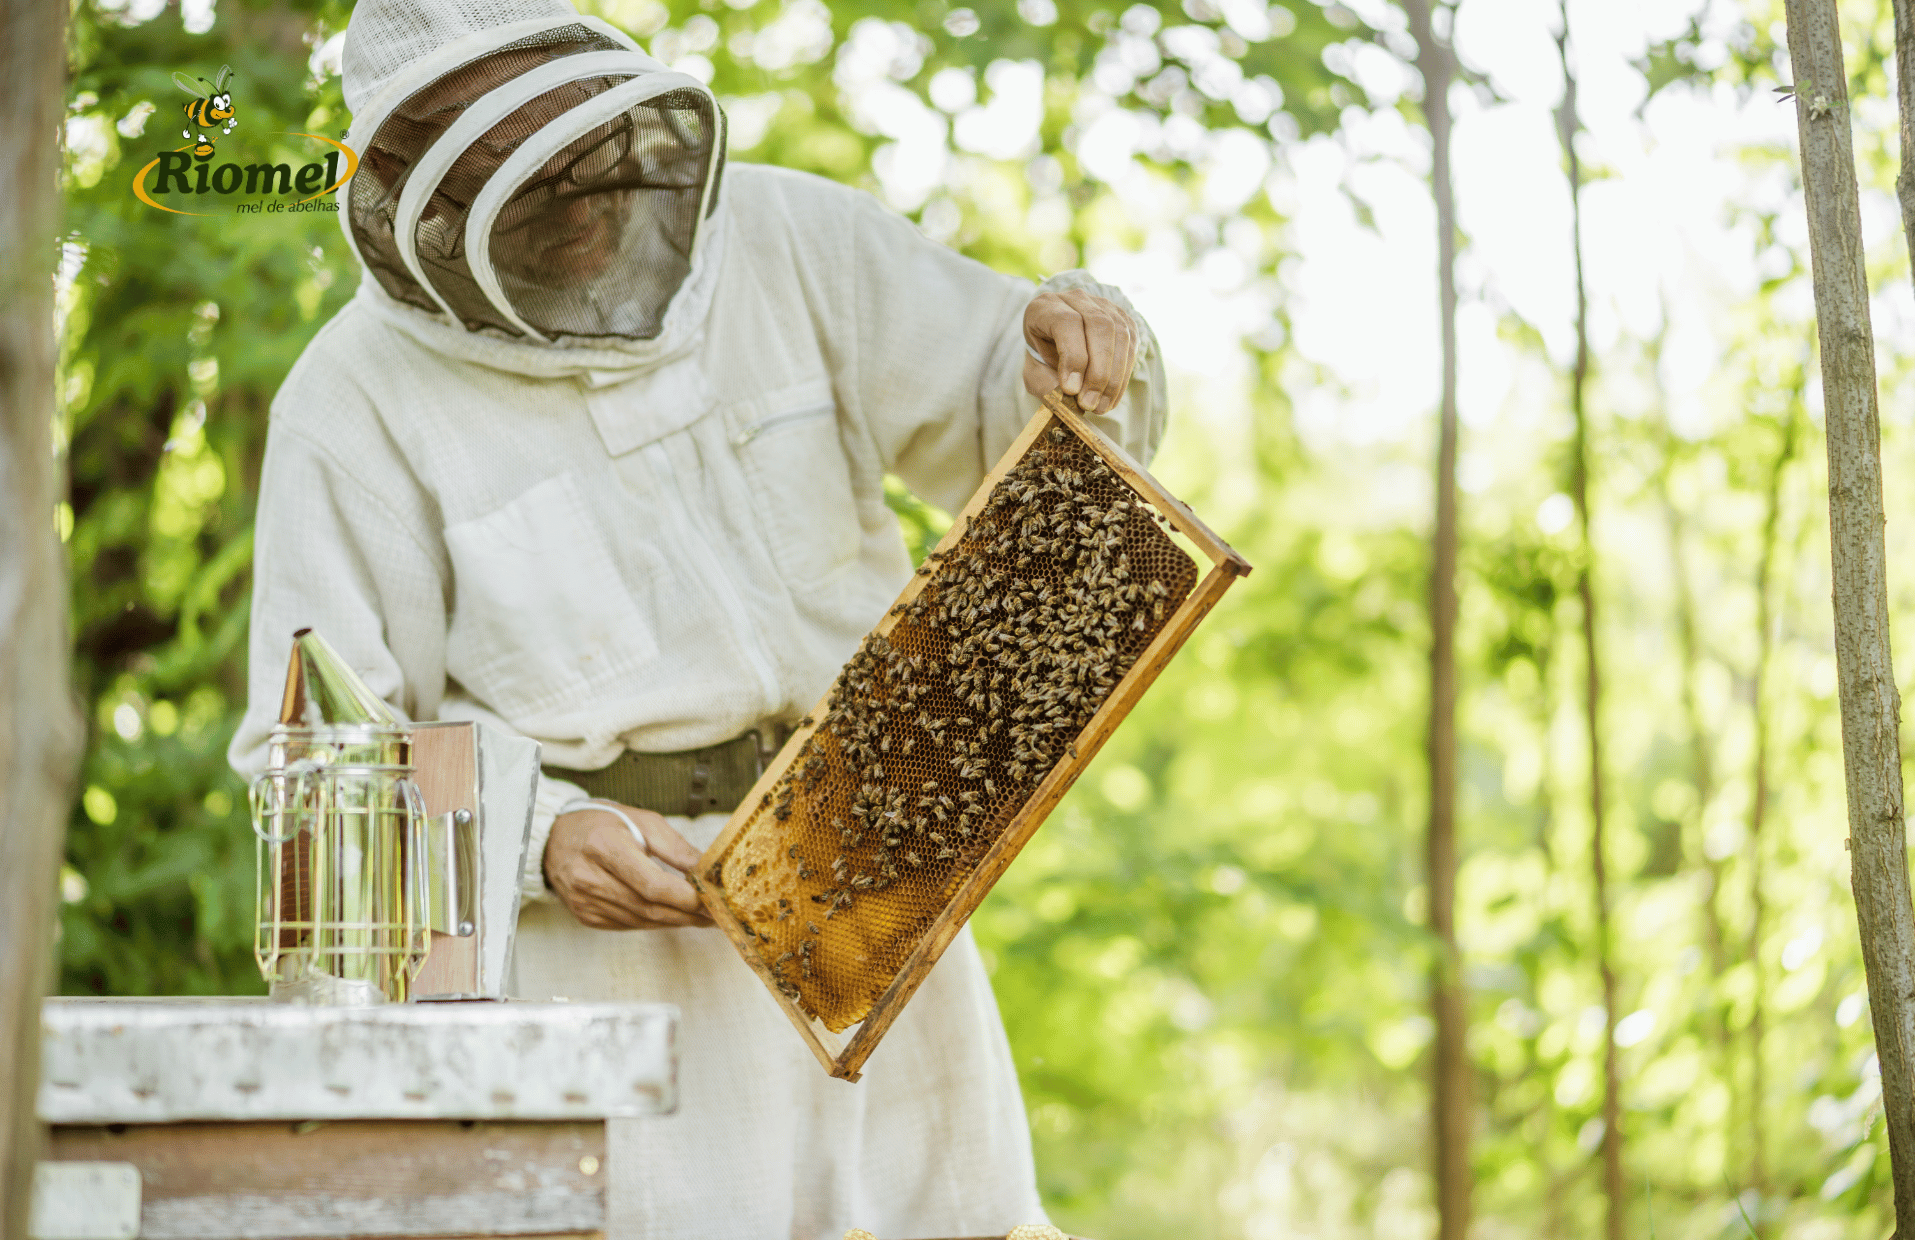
478,86,719,340
349,25,620,317
705,417,1199,1032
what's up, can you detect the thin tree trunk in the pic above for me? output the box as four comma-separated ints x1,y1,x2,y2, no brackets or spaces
0,0,80,1233
1893,0,1915,293
1787,0,1915,1231
1402,2,1468,1236
1555,13,1624,1240
1647,320,1730,980
1650,347,1739,1196
1532,606,1562,1237
1744,409,1797,1229
1657,478,1729,973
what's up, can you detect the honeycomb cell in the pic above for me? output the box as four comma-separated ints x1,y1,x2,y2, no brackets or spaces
710,417,1200,1031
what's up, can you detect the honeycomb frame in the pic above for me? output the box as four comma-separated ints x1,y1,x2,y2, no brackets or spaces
692,392,1252,1080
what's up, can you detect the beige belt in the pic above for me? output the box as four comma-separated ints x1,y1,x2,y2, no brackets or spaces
543,724,790,818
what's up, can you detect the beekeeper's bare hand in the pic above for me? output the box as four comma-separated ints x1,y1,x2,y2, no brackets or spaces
545,804,714,930
1023,289,1138,414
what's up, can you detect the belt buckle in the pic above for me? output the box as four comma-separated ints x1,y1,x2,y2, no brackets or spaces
687,752,713,817
749,721,785,775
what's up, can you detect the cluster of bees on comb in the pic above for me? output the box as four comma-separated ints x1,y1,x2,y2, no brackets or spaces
711,422,1198,1029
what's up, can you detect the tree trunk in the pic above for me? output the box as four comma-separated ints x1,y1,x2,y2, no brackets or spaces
1893,0,1915,297
1402,3,1469,1236
1651,340,1737,1181
1744,409,1797,1231
1788,0,1915,1231
1656,466,1729,975
1555,12,1624,1239
1648,313,1727,977
0,0,80,1234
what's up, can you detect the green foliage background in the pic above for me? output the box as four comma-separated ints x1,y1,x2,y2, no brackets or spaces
52,0,1913,1235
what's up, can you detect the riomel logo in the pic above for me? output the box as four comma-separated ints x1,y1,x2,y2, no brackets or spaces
132,65,356,218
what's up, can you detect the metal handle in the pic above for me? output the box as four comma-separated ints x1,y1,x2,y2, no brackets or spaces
249,760,325,844
423,808,478,937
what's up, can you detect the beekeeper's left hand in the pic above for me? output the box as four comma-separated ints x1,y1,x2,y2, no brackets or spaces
1022,290,1138,415
544,803,714,931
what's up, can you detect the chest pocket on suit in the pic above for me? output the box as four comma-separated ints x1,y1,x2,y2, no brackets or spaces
730,382,861,589
443,471,659,721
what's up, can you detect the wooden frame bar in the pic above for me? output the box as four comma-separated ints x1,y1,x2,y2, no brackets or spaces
695,394,1251,1080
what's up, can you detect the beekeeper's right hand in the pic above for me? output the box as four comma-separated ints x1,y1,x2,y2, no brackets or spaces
544,803,714,930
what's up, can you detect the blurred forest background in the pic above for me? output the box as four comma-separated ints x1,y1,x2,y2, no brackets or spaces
50,0,1915,1235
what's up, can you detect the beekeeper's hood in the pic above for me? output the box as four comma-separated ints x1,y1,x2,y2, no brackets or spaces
340,0,726,370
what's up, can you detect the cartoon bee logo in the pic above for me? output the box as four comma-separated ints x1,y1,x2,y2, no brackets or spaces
173,65,236,161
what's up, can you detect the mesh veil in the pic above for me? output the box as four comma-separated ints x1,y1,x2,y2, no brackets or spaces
345,11,724,343
466,82,723,341
348,26,626,321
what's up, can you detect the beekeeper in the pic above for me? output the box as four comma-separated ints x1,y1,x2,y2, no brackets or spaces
230,0,1167,1235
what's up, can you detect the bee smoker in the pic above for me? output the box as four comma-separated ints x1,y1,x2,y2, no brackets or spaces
250,629,540,1004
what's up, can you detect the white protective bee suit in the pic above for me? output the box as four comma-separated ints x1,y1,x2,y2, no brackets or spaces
229,1,1167,1236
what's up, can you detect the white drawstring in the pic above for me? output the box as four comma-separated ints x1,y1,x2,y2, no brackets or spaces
558,798,649,854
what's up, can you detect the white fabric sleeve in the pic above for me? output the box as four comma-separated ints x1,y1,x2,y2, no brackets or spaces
524,771,587,902
227,412,449,779
432,690,585,904
828,189,1167,515
232,402,575,906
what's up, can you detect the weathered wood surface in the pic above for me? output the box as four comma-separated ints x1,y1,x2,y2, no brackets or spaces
1785,0,1915,1229
48,1121,606,1239
39,999,677,1124
0,0,82,1233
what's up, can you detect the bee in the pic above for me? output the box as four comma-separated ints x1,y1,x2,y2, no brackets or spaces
173,65,237,160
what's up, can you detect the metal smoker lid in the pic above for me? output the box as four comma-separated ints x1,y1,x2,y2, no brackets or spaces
279,627,402,727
